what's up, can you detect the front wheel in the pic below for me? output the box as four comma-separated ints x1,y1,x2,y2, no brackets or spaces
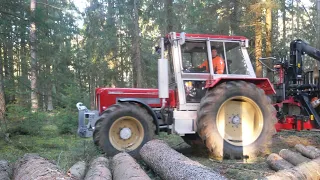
98,102,155,158
197,81,276,159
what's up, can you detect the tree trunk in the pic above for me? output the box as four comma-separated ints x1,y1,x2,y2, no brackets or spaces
7,31,15,103
254,3,263,77
132,0,142,88
231,0,240,35
266,153,294,171
306,146,320,155
30,0,38,112
0,160,12,180
84,156,112,180
264,157,320,180
111,152,150,180
13,154,69,180
317,0,320,49
282,0,286,44
279,149,311,166
295,144,320,159
67,161,87,179
46,64,53,111
165,0,173,34
140,139,227,180
265,0,273,80
0,43,5,123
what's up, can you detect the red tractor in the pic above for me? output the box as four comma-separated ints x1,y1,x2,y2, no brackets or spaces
76,32,277,159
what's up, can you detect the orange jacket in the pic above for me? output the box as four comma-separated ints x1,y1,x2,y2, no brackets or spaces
199,56,225,74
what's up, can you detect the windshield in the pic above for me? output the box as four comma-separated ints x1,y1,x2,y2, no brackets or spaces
181,41,249,75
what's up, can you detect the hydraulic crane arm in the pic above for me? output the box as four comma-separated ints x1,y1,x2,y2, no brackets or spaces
290,39,320,83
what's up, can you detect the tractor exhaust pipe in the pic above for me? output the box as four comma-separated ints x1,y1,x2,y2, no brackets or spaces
158,37,169,101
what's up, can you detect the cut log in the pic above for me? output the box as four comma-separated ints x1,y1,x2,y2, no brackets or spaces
0,160,12,180
264,157,320,180
295,144,320,159
140,139,227,180
13,153,69,180
67,161,87,180
279,149,311,166
112,152,150,180
266,153,294,171
306,146,320,155
84,156,111,180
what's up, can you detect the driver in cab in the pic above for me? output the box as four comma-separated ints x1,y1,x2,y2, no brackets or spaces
198,46,225,74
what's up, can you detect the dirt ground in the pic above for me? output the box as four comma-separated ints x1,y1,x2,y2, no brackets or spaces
142,130,320,180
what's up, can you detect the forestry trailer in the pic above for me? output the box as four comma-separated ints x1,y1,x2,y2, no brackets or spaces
76,32,278,159
271,39,320,131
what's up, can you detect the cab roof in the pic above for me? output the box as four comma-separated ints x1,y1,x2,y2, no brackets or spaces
172,32,248,41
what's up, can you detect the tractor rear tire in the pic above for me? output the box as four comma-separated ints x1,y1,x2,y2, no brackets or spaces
98,102,155,158
197,81,276,159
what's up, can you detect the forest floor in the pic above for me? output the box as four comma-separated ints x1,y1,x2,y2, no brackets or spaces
1,120,320,180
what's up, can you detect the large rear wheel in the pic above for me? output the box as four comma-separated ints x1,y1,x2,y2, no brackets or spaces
197,81,276,159
97,102,155,158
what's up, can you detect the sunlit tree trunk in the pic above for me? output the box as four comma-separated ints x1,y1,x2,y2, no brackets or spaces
282,0,286,44
30,0,38,112
265,0,273,80
254,3,263,77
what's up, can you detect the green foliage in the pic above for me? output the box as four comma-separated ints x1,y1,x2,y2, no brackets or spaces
54,108,78,135
6,104,47,136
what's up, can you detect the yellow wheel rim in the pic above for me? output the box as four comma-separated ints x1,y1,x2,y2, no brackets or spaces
216,96,263,146
109,116,144,151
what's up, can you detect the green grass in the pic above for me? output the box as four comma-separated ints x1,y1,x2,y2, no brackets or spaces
0,110,102,172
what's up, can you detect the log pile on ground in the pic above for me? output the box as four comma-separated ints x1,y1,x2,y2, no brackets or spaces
13,153,69,180
111,152,150,180
265,144,320,180
140,139,227,180
0,160,12,180
84,156,112,180
67,161,87,179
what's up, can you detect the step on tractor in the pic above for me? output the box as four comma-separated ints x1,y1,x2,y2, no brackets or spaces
76,32,279,160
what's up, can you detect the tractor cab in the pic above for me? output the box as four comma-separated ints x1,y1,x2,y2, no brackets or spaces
159,32,256,108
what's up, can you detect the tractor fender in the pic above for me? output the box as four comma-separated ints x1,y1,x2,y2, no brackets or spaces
205,77,276,95
117,98,159,135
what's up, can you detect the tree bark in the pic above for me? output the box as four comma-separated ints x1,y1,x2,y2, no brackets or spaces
254,3,263,77
295,144,320,159
265,0,273,80
0,43,5,122
67,161,87,179
282,0,286,44
132,0,142,88
317,0,320,49
279,149,311,166
264,157,320,180
266,153,294,171
140,139,227,180
111,152,150,180
30,0,38,112
306,146,320,155
231,0,240,35
13,154,69,180
84,156,112,180
0,160,12,180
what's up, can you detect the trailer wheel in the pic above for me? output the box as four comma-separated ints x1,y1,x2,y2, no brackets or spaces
98,102,155,158
197,81,276,159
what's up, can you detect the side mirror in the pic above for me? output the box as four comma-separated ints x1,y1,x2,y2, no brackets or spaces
179,32,186,45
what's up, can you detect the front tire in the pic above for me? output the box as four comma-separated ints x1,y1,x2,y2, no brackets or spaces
197,81,276,159
98,102,155,158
